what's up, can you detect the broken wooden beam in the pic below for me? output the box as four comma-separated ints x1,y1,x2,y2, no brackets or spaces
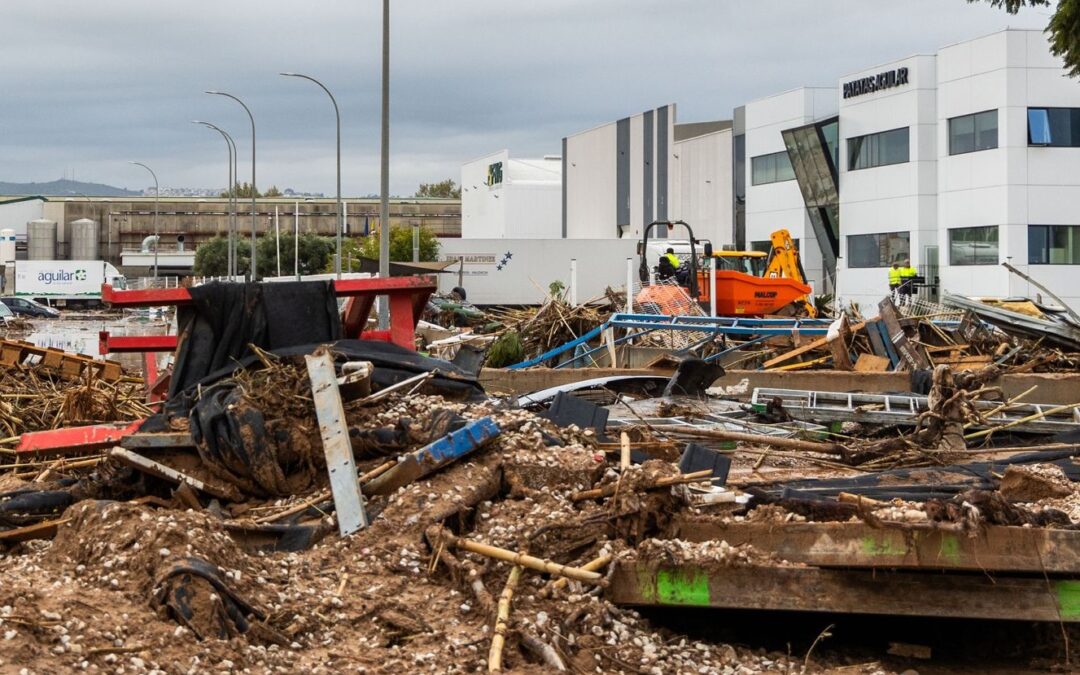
667,517,1080,573
607,562,1080,622
109,447,242,501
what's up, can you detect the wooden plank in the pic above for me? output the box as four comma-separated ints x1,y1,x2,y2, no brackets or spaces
109,447,242,501
878,297,930,371
0,518,69,544
306,349,368,536
762,321,866,369
854,354,891,372
608,562,1080,622
120,432,196,450
828,317,853,371
669,518,1080,573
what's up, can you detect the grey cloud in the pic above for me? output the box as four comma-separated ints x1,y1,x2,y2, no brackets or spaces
0,0,1049,195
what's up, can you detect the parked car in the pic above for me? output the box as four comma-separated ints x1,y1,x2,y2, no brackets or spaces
0,296,61,318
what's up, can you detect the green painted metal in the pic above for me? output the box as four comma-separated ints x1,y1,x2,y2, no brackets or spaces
1056,581,1080,619
654,569,711,606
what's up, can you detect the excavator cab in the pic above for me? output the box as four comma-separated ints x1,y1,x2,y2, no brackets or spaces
636,221,816,317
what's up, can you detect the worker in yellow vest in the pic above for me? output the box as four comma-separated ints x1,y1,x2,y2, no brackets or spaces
888,261,902,297
898,259,918,303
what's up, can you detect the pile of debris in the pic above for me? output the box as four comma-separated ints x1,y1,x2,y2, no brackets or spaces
0,365,150,448
0,348,847,674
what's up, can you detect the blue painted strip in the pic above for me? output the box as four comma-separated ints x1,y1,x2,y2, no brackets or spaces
419,417,500,465
507,322,607,370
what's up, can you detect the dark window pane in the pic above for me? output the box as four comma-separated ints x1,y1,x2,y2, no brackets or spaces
949,226,998,266
847,231,910,268
1029,226,1048,264
1029,108,1051,145
847,127,909,170
975,110,998,151
751,151,795,185
950,115,975,155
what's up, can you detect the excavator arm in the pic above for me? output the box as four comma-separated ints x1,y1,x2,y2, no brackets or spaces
764,229,817,317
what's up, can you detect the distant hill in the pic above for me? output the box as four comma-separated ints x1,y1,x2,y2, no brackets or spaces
0,179,140,197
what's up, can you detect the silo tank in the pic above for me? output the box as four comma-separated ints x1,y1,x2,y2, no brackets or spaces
69,218,100,260
26,219,57,261
0,229,15,264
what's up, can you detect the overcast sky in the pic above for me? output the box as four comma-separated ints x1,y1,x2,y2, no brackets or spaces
0,1,1053,196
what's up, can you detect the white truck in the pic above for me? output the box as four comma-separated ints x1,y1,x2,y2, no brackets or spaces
11,261,126,307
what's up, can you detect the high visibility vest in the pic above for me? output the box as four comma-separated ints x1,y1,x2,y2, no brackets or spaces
888,267,902,285
900,266,917,280
664,253,681,269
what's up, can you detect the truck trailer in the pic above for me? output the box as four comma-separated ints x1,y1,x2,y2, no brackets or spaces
12,260,126,307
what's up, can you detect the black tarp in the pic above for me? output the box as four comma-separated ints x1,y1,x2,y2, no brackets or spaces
169,281,341,398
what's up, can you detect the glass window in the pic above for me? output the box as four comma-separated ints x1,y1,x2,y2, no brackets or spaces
950,110,998,155
847,127,910,171
948,226,998,265
1029,225,1080,264
820,120,839,172
750,151,795,186
846,231,910,268
1028,108,1080,147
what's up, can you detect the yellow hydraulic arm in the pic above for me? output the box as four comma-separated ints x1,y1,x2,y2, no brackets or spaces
764,229,817,317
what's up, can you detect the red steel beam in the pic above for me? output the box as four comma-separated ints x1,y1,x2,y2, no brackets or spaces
99,332,179,355
102,276,437,307
17,420,144,456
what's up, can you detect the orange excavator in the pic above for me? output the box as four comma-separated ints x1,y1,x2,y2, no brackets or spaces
636,220,816,317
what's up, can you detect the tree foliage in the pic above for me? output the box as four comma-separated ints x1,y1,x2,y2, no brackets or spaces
220,182,281,198
359,225,441,263
256,233,335,278
971,0,1080,76
193,236,251,276
415,179,461,199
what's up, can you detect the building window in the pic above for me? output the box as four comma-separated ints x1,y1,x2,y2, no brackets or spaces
949,110,998,155
1028,108,1080,147
750,151,795,185
1029,225,1080,264
948,226,998,266
847,127,909,171
846,231,910,268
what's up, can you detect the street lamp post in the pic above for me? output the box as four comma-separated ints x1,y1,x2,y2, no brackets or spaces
281,72,343,279
206,90,257,280
379,0,391,329
193,120,238,277
129,161,159,278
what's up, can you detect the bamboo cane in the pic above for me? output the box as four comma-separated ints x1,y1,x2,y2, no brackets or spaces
964,402,1080,440
571,469,713,502
665,427,847,456
434,530,603,583
545,554,613,594
487,565,522,672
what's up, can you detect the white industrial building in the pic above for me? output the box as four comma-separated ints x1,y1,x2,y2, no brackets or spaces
457,28,1080,311
736,28,1080,313
460,150,561,239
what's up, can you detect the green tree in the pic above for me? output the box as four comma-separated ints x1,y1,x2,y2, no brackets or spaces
358,225,441,263
220,182,268,198
193,236,251,276
970,0,1080,76
415,179,461,199
256,233,335,278
264,185,283,198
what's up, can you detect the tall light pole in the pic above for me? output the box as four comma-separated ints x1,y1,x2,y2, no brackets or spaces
379,0,391,328
129,161,159,278
206,90,257,280
193,120,238,277
281,72,343,279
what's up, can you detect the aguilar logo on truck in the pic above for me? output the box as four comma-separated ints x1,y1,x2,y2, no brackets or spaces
38,268,87,284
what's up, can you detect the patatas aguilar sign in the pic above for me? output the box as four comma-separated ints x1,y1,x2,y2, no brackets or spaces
843,67,909,99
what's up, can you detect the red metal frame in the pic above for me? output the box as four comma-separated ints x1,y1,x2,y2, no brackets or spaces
99,332,178,355
100,276,436,352
17,420,143,456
